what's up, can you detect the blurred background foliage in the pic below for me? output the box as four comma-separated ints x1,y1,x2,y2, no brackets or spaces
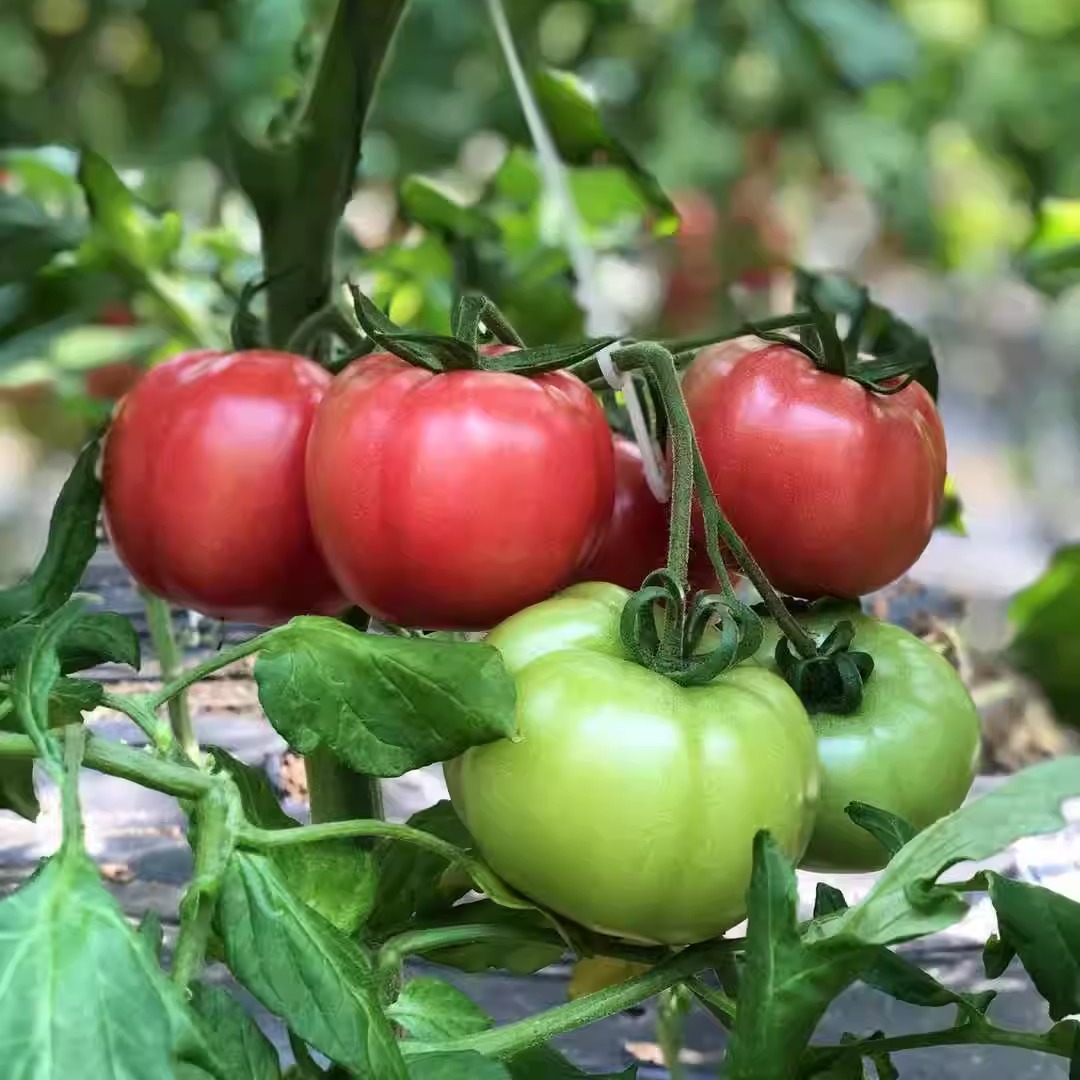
1,0,1080,723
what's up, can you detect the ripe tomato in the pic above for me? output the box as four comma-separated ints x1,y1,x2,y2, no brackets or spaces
103,349,343,624
684,342,946,599
575,435,741,594
306,351,615,630
575,437,668,590
446,582,818,944
755,608,979,871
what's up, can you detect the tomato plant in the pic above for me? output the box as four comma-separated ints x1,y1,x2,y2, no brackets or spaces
446,582,818,944
684,339,946,599
103,349,343,625
306,349,614,630
755,605,981,871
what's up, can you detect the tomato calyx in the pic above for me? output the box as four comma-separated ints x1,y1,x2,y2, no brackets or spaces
618,569,763,686
774,617,875,715
346,285,617,376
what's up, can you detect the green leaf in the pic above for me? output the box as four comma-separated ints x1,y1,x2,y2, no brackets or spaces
811,883,993,1015
845,803,918,859
369,801,477,938
0,611,140,674
725,833,868,1080
255,618,517,778
0,191,84,285
216,850,408,1079
986,872,1080,1020
422,902,564,976
0,751,37,818
78,150,153,268
818,758,1080,948
208,747,376,935
400,176,497,240
387,977,491,1042
189,982,282,1080
937,476,967,536
507,1045,637,1078
533,68,677,236
0,440,102,627
1010,545,1080,728
408,1052,511,1080
0,847,215,1077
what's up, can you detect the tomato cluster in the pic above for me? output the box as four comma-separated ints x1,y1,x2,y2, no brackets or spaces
103,333,973,941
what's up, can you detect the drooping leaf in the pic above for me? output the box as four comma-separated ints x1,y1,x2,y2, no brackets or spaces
986,872,1080,1021
421,901,564,976
368,801,477,939
0,441,102,628
533,68,677,236
0,847,216,1078
845,802,918,860
189,982,283,1080
408,1052,511,1080
815,758,1080,949
208,747,376,935
387,977,491,1042
400,176,498,240
507,1045,637,1078
1010,545,1080,728
254,618,517,777
725,833,869,1080
216,851,407,1078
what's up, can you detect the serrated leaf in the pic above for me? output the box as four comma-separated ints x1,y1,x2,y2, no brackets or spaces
401,177,497,241
388,978,491,1042
987,872,1080,1020
189,982,282,1080
817,758,1080,949
255,618,517,778
216,851,407,1078
208,746,375,935
78,151,152,268
846,803,918,859
0,441,102,627
726,833,869,1080
0,847,215,1078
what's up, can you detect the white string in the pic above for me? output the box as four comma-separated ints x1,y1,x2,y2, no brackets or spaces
484,0,669,503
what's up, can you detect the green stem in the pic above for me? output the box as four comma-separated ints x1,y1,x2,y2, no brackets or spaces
147,633,272,712
140,589,198,760
172,784,239,988
813,1021,1070,1065
0,731,214,799
304,746,383,826
100,691,173,756
658,312,813,356
401,940,721,1061
238,818,460,861
685,975,735,1029
59,726,86,855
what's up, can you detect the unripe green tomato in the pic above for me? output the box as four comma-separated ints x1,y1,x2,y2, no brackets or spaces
754,608,980,872
445,582,819,945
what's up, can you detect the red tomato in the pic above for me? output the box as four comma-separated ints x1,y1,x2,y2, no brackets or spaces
576,437,669,590
306,349,615,630
683,342,946,599
576,434,744,594
103,350,343,624
97,302,137,327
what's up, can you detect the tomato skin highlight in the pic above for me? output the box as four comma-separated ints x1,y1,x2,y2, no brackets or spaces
683,342,947,599
755,609,980,872
446,582,819,945
103,349,344,625
306,351,615,630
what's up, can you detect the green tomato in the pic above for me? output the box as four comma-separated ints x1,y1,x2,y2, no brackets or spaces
755,607,980,873
445,582,819,946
